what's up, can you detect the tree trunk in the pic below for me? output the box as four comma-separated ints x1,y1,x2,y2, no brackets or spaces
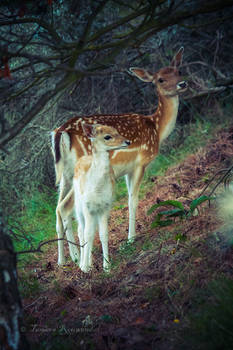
0,210,30,350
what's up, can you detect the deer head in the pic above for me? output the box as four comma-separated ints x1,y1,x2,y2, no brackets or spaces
129,47,187,97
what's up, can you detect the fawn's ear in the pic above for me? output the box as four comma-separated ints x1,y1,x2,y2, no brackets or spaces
81,122,96,139
170,47,184,68
129,67,154,82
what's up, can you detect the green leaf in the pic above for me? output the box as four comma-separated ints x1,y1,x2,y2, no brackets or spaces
175,233,187,242
159,208,185,217
147,200,184,215
189,195,212,213
100,314,113,323
151,218,173,228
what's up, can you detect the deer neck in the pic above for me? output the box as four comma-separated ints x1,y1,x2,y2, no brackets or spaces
153,94,179,145
91,145,111,176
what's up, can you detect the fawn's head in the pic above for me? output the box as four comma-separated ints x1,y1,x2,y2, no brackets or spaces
129,47,187,97
82,122,131,152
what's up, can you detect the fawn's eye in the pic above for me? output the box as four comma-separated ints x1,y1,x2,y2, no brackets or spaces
158,78,164,83
104,135,112,140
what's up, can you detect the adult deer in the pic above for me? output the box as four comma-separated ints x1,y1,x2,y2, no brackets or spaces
52,47,187,266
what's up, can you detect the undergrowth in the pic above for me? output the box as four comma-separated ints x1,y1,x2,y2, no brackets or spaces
9,185,57,265
181,278,233,350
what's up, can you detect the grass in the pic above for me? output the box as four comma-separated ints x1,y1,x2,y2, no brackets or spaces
9,185,57,265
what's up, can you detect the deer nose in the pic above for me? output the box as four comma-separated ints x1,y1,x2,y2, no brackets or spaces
125,140,131,146
177,81,187,89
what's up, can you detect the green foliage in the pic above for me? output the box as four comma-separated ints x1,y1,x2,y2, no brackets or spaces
182,278,233,350
115,178,128,201
142,237,154,251
60,309,67,318
119,240,137,257
108,239,138,271
9,185,57,264
100,314,113,323
148,196,212,228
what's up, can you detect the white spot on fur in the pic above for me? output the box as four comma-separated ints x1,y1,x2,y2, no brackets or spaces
75,119,82,126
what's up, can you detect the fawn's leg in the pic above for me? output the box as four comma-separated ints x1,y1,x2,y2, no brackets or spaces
80,211,96,273
76,209,85,268
98,213,110,271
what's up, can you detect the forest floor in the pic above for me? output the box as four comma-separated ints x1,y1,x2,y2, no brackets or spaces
21,126,233,350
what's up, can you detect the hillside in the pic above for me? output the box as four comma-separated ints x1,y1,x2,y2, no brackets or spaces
20,126,233,350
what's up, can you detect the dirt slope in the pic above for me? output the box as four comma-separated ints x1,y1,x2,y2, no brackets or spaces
21,127,233,350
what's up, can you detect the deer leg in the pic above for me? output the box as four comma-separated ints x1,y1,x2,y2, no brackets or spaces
80,211,96,273
63,216,79,265
125,166,145,241
56,176,68,265
56,206,66,266
56,182,79,265
98,213,110,272
76,209,85,268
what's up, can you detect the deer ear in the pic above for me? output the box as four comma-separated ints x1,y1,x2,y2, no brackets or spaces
171,47,184,68
81,122,96,139
129,67,154,83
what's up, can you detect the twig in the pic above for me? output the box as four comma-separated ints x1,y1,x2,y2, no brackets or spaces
209,165,233,196
199,168,230,196
200,165,233,197
16,236,84,255
24,296,45,310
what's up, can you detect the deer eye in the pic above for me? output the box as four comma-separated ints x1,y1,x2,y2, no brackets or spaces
158,78,164,83
104,135,112,140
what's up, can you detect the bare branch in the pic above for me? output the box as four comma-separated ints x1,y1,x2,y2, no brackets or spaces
0,75,73,149
184,86,227,100
0,17,63,44
16,236,82,255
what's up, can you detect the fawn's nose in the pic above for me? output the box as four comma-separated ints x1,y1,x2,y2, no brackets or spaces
177,81,187,90
125,140,131,146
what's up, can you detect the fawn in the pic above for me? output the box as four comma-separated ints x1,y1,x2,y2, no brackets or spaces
61,122,130,272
